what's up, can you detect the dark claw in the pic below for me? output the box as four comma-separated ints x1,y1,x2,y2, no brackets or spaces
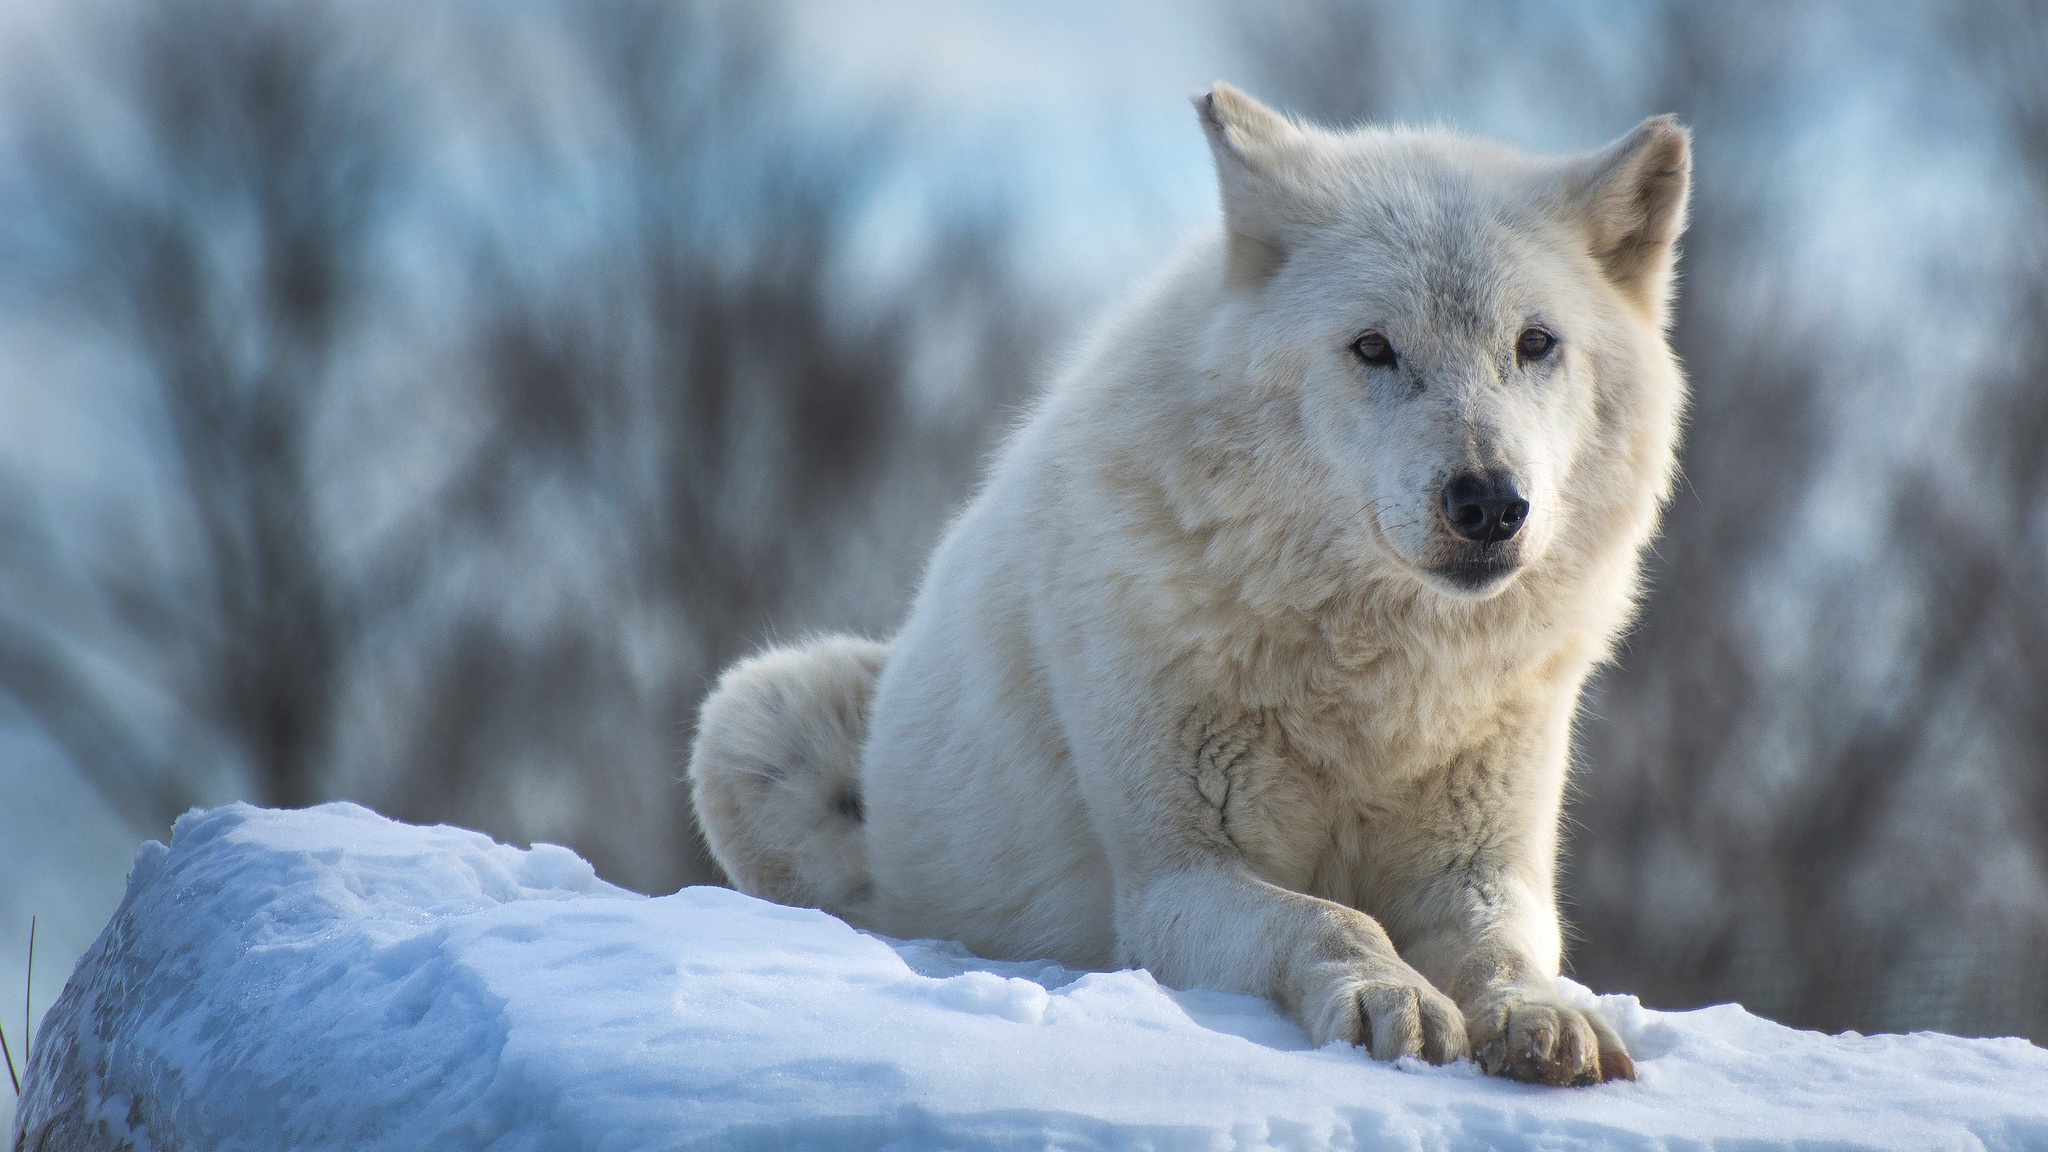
1599,1047,1637,1083
1479,1036,1508,1076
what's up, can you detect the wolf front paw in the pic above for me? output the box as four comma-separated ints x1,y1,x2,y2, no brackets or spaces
1468,994,1634,1086
1307,972,1469,1065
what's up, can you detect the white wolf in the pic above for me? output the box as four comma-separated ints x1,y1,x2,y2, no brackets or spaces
691,83,1689,1086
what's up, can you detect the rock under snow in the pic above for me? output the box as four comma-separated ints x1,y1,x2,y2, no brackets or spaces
14,803,2048,1151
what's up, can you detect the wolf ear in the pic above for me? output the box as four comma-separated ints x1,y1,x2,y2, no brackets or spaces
1564,116,1692,318
1194,83,1310,289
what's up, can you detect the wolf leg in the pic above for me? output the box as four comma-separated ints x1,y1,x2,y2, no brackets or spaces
1056,696,1468,1061
1123,862,1470,1061
1384,741,1636,1086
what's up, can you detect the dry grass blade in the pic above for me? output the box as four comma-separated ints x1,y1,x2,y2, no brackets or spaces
24,915,33,1071
0,917,32,1098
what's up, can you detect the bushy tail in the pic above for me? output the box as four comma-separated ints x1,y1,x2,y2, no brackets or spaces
688,635,887,917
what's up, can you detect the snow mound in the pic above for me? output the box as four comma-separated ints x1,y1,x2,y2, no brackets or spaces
15,804,2048,1151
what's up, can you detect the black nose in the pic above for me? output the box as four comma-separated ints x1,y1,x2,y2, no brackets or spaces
1441,471,1530,544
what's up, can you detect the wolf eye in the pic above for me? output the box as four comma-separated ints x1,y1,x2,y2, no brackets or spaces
1351,331,1397,368
1517,327,1556,362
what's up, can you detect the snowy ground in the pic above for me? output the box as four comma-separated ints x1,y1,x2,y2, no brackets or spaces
15,804,2048,1151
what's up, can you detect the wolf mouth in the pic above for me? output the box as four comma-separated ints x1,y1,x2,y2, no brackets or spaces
1361,504,1519,592
1431,554,1522,592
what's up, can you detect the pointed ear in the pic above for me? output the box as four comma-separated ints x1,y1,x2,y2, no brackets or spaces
1193,83,1309,288
1564,115,1692,317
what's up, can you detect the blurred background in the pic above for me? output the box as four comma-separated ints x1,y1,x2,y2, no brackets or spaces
2,0,2045,1113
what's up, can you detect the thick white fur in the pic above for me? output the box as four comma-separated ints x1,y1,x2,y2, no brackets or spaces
690,84,1690,1087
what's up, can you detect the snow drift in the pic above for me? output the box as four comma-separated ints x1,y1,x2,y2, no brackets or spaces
14,803,2047,1151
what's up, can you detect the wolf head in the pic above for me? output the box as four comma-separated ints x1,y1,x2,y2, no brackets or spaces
1185,84,1689,603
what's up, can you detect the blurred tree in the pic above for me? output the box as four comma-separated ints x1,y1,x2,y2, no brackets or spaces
318,0,1043,892
0,0,1043,898
0,0,394,826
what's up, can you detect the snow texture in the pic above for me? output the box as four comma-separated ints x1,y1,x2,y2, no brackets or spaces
14,803,2048,1151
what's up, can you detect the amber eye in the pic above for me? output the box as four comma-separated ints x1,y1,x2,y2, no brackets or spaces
1351,331,1397,367
1518,326,1557,362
